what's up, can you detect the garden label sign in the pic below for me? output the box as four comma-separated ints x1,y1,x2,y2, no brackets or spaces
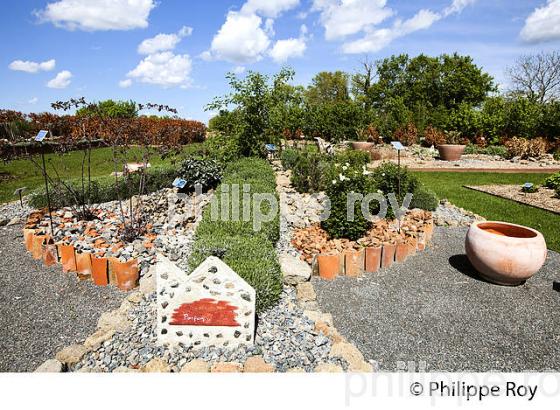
156,255,255,348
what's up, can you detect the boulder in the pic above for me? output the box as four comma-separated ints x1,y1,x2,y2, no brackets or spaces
97,309,130,333
314,362,343,373
210,362,243,373
329,342,372,372
280,254,312,285
35,359,64,373
142,358,170,373
55,344,89,365
296,282,316,302
181,359,210,373
243,356,275,373
84,328,115,350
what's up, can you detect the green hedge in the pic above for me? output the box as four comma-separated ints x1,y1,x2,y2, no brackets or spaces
28,164,177,209
188,157,282,313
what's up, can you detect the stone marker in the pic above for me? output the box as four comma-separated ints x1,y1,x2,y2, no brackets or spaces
156,255,256,349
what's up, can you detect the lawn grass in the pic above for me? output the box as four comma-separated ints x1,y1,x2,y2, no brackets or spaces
415,171,560,252
0,145,202,204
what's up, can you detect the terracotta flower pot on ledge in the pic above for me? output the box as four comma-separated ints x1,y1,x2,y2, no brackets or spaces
75,252,93,280
23,229,35,252
381,243,396,268
344,250,364,277
465,221,547,286
110,258,139,291
58,244,77,273
364,246,381,273
437,144,465,161
316,254,341,280
91,256,109,286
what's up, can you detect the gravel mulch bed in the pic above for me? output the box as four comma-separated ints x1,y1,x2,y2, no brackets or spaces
465,184,560,215
313,227,560,372
0,224,126,372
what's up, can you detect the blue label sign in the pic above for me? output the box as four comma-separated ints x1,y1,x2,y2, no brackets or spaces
390,141,405,150
173,178,187,189
35,130,48,142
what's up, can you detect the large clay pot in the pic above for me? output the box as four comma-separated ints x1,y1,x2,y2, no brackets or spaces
350,141,374,152
465,221,547,286
437,144,465,161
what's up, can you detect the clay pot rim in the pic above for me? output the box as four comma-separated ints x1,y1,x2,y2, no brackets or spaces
437,144,466,148
470,220,544,243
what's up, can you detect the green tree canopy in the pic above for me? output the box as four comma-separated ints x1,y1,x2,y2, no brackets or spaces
76,99,138,118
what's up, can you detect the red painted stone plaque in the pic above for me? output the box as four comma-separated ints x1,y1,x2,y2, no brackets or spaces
170,298,240,326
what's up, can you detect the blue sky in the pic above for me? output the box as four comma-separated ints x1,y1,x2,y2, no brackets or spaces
1,0,560,123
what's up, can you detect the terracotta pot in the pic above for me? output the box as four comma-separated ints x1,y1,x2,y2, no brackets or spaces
110,258,139,291
364,246,381,273
58,244,77,273
344,250,364,277
381,243,396,268
417,233,426,251
423,221,434,243
437,144,465,161
395,242,409,263
75,252,93,280
465,221,547,286
42,240,58,267
350,141,375,152
32,235,46,260
91,256,109,286
317,254,341,280
407,237,418,256
23,229,35,252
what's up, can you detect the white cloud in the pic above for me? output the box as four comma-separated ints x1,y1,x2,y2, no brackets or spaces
312,0,394,40
126,52,192,88
241,0,300,18
520,0,560,43
232,66,246,74
337,0,476,54
8,59,56,73
205,11,271,64
270,38,307,63
138,26,193,54
28,97,39,104
36,0,156,31
269,24,308,63
119,79,132,88
47,70,73,89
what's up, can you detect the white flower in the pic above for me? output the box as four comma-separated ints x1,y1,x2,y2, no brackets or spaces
362,170,370,175
342,165,348,171
332,179,336,185
339,173,346,181
382,173,385,177
345,162,350,167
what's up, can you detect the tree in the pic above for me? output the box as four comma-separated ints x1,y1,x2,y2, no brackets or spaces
206,68,296,157
306,71,350,106
76,99,138,118
507,51,560,103
351,57,376,111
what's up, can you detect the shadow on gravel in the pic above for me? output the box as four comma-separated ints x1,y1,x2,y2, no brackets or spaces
448,254,491,284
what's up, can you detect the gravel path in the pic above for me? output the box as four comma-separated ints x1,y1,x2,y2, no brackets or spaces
0,224,125,372
313,227,560,372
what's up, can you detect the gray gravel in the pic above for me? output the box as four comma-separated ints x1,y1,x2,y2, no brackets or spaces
313,226,560,372
0,224,125,372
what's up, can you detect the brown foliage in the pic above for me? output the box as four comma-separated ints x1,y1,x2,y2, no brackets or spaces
423,126,446,146
504,136,549,159
393,122,418,146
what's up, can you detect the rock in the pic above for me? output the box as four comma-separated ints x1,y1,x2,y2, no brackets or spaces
210,362,243,373
84,328,115,350
329,342,372,372
243,356,275,373
180,359,210,373
304,310,333,326
314,362,343,373
142,358,170,373
35,359,64,373
119,299,134,314
139,267,156,295
296,283,316,303
276,174,291,188
7,217,20,226
280,254,312,285
97,309,130,333
113,366,140,373
55,344,89,365
315,321,345,343
126,291,144,304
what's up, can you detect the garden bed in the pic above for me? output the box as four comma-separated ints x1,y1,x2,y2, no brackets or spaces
464,184,560,215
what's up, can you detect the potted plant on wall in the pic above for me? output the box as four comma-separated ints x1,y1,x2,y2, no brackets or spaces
351,125,378,152
438,130,466,161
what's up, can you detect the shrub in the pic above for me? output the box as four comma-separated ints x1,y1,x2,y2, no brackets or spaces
291,152,329,194
544,173,560,191
393,122,418,146
554,149,560,161
280,148,300,170
178,157,222,192
423,126,446,146
410,186,439,211
333,149,371,169
504,137,548,159
28,164,177,209
321,164,375,240
188,234,282,314
188,157,282,312
204,132,240,165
